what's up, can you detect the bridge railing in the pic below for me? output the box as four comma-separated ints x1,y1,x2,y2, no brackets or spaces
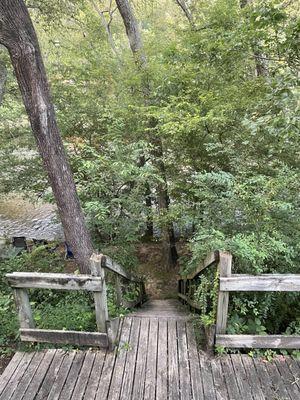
178,250,300,350
6,253,145,349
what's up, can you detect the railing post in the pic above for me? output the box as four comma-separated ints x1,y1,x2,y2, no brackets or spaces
13,288,35,329
216,251,232,335
90,253,109,333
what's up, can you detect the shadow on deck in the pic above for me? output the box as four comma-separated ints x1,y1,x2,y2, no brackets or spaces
0,300,299,399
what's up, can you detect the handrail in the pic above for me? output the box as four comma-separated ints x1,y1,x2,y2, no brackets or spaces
179,250,220,281
101,254,142,283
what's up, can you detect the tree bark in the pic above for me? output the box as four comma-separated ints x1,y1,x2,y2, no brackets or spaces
0,59,7,105
175,0,194,25
0,0,94,273
115,0,178,267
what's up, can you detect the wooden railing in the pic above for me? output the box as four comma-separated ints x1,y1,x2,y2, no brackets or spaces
178,250,300,350
6,253,146,349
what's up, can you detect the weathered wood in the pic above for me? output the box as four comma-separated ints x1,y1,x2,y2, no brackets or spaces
220,356,241,400
71,351,96,400
199,355,216,400
59,351,86,400
83,351,106,400
101,254,136,281
90,254,109,333
35,350,65,400
252,357,279,399
177,320,192,400
13,288,35,329
106,317,120,350
156,319,168,400
144,318,158,400
108,318,131,400
220,274,300,292
180,250,219,280
7,272,103,292
240,355,265,400
0,352,24,396
168,319,180,400
274,356,300,400
230,354,253,400
47,351,76,400
211,358,229,400
132,318,149,399
119,318,141,399
11,351,45,400
215,252,232,334
186,323,204,399
216,334,300,348
0,353,34,400
177,292,202,311
20,328,109,347
22,350,56,400
265,359,291,400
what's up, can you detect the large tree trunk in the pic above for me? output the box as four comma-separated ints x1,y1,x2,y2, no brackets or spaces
0,0,94,273
115,0,178,268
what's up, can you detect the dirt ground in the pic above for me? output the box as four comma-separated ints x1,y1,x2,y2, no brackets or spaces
136,242,188,299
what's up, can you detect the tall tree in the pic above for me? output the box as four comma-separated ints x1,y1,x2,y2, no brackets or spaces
115,0,178,268
0,0,94,273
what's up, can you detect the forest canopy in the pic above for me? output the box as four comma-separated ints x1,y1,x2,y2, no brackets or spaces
0,0,299,353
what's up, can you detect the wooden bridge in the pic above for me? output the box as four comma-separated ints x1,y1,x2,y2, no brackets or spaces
1,251,300,399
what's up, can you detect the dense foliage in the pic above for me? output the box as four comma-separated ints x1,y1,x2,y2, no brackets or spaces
0,0,299,354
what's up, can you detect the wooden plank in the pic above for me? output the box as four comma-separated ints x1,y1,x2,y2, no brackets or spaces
199,356,216,400
106,317,120,350
230,354,253,400
252,357,278,399
220,274,300,292
177,293,202,311
265,359,291,400
47,351,76,400
144,318,158,400
183,251,219,280
0,352,24,396
210,358,228,400
220,356,241,400
20,328,109,347
83,351,106,400
156,319,168,400
216,252,232,334
101,254,139,281
35,350,65,400
285,357,300,391
216,334,300,349
177,321,191,400
240,355,264,400
132,318,150,399
13,288,35,329
71,351,96,400
59,351,86,400
10,351,45,400
21,350,56,400
186,323,204,400
119,318,141,399
7,272,103,292
274,356,300,399
90,254,109,333
0,352,34,400
108,318,131,400
168,319,180,400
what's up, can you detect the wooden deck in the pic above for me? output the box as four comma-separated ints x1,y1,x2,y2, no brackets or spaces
1,300,300,399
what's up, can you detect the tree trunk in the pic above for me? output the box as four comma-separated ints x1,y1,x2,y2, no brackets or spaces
115,0,178,267
0,59,7,105
175,0,194,25
240,0,268,77
0,0,94,273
